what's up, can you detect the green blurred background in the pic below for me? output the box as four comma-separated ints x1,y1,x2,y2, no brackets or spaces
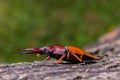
0,0,119,63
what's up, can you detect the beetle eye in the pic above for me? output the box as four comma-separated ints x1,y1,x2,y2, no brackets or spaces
44,49,49,53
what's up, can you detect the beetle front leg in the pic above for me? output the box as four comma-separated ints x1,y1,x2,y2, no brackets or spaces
44,56,50,61
36,53,41,57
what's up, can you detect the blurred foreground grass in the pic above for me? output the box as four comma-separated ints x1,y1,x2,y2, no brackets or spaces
0,0,119,63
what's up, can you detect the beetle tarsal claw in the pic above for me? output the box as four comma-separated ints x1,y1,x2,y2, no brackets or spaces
36,54,41,57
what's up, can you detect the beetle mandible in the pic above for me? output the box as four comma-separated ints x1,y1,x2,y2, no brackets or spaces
21,45,98,64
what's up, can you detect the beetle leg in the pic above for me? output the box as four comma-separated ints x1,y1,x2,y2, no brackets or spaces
72,53,82,62
36,54,41,57
67,52,70,60
56,54,66,64
79,50,98,60
80,54,83,59
44,56,50,61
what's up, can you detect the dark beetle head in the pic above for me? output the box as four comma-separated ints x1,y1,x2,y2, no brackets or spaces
21,45,65,57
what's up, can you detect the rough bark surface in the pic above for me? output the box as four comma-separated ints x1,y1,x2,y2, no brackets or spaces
0,27,120,80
